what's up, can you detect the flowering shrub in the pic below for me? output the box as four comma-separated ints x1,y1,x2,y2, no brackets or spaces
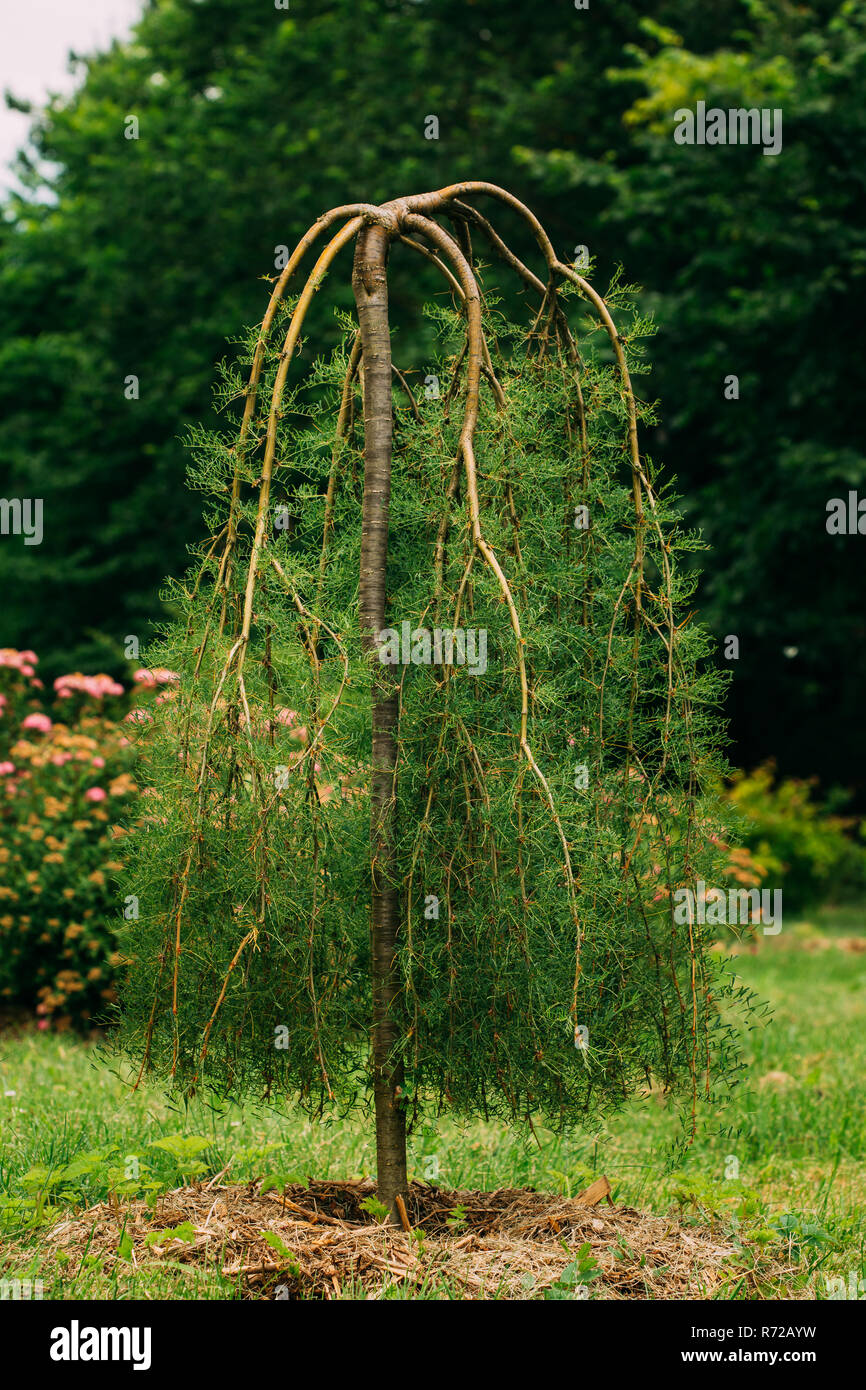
0,652,177,1028
724,763,866,913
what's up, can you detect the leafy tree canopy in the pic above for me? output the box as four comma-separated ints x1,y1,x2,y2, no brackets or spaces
0,0,862,795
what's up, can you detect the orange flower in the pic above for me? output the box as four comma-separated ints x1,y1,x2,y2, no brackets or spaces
56,971,84,992
108,773,136,797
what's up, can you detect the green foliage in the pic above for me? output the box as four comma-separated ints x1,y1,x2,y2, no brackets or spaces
726,763,866,911
147,1133,211,1180
0,0,861,802
13,1147,155,1231
670,1170,763,1224
445,1203,467,1231
259,1171,305,1196
3,1131,215,1236
142,1221,196,1247
111,252,750,1146
259,1230,298,1268
2,0,685,677
544,1242,601,1299
768,1211,835,1255
359,1196,390,1223
518,0,866,790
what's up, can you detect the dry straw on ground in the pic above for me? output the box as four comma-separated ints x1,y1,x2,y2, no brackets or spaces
39,1176,799,1300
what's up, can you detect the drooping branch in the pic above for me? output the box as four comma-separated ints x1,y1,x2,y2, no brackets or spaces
133,182,721,1152
401,210,585,998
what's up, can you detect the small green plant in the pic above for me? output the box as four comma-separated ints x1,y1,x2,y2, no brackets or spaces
360,1195,390,1224
445,1204,467,1232
670,1171,765,1226
146,1134,211,1181
408,1226,428,1257
144,1221,196,1248
260,1230,299,1269
548,1165,598,1200
259,1171,305,1196
769,1212,835,1255
545,1242,601,1300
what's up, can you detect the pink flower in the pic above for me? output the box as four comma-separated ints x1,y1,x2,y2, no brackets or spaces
51,753,71,766
91,756,105,768
54,672,124,699
36,1018,49,1031
21,713,52,733
124,708,153,724
276,707,299,727
0,762,15,776
133,667,179,687
0,648,38,672
85,787,107,802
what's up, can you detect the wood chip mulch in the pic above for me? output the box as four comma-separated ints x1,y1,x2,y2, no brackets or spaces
38,1175,797,1300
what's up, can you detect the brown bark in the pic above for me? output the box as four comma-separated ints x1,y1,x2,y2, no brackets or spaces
352,222,408,1221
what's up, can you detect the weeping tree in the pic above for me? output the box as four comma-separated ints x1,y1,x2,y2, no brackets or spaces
116,183,747,1221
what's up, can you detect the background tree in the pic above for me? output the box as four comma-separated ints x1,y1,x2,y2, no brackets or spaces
1,0,862,795
115,183,749,1217
517,2,866,793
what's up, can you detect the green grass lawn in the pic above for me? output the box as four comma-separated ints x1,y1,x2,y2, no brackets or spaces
1,908,864,1300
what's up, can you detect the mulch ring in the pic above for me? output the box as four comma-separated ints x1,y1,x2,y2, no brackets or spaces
40,1176,796,1300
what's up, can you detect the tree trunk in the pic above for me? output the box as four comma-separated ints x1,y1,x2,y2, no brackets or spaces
352,222,408,1221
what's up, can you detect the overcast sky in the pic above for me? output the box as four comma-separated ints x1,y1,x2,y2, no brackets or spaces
0,0,142,193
